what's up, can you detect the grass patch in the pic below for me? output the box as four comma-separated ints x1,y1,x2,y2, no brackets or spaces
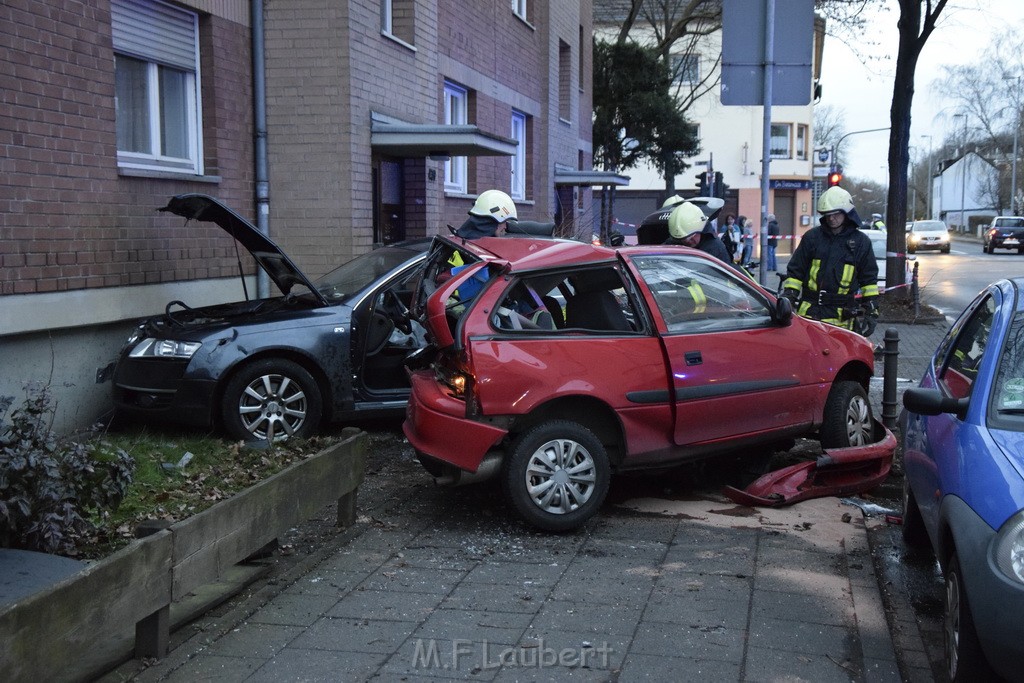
80,427,342,559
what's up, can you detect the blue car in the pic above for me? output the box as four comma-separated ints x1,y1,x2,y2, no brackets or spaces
900,277,1024,682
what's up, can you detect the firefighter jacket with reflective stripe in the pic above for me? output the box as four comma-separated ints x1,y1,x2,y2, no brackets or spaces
782,220,879,329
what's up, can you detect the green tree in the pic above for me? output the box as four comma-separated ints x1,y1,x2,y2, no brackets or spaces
593,40,685,172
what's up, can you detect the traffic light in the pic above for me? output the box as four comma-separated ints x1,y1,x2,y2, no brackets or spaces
695,171,708,195
714,171,727,199
828,170,842,187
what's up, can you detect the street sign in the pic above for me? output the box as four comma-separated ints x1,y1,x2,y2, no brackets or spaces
721,0,815,106
812,165,830,178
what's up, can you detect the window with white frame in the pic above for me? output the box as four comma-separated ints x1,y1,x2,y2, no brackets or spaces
511,111,527,200
112,0,202,174
770,123,792,159
512,0,527,21
796,125,809,160
382,0,415,46
444,81,468,194
671,53,700,85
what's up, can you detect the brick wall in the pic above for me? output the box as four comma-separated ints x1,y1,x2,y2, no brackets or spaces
0,0,253,300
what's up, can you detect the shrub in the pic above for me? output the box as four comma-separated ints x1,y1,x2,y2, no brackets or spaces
0,384,135,555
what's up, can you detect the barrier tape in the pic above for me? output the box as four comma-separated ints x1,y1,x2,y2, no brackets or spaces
611,220,799,239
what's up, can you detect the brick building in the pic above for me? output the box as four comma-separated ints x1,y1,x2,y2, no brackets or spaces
1,0,601,432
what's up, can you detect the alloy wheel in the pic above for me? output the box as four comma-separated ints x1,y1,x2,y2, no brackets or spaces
237,372,309,442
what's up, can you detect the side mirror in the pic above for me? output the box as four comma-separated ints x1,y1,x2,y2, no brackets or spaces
774,296,793,325
903,386,968,421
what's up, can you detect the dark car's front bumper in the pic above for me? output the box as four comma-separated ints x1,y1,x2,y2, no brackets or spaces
112,357,217,427
943,495,1024,680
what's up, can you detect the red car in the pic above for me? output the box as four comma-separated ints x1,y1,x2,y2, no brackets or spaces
403,236,883,531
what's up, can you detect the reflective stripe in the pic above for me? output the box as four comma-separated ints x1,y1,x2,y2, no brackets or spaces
798,301,812,316
782,277,803,292
838,263,854,295
807,260,821,292
860,284,880,297
687,283,707,313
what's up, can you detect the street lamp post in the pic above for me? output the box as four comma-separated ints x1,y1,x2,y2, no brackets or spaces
921,134,933,219
1009,76,1021,215
954,113,968,233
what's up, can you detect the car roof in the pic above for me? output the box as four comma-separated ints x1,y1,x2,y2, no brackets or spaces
443,236,709,272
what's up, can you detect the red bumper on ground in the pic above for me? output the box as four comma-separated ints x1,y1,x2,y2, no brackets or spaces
403,370,508,473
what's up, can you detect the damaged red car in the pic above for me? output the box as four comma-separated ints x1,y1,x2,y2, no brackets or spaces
402,236,893,531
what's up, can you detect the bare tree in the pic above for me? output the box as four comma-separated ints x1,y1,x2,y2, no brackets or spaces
883,0,949,298
814,104,847,166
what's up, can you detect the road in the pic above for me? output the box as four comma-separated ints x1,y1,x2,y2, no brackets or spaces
906,235,1024,318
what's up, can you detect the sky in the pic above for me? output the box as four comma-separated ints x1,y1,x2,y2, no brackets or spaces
819,0,1024,184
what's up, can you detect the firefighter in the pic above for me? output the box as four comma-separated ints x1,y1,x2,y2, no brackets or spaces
455,189,518,238
666,201,732,264
781,186,879,332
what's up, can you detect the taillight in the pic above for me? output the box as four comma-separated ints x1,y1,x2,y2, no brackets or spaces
433,362,474,400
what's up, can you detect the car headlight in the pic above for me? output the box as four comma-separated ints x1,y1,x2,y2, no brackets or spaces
908,233,918,242
994,510,1024,584
128,338,202,359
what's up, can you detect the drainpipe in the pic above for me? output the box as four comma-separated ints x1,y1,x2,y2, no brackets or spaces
252,0,270,297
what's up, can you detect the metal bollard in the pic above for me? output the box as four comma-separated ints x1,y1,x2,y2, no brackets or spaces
911,261,920,318
881,328,900,429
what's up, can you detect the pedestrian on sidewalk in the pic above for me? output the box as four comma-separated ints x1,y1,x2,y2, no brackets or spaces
739,216,754,266
766,213,780,272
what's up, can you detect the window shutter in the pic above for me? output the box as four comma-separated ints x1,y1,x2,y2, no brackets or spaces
111,0,197,72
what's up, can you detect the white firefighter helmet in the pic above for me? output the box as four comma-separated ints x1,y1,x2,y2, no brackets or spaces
469,189,518,223
817,186,856,215
661,194,685,209
668,201,709,239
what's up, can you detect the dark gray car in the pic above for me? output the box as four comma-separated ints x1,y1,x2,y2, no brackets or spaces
111,194,429,442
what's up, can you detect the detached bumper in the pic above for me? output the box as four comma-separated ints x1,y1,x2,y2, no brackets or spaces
403,369,507,473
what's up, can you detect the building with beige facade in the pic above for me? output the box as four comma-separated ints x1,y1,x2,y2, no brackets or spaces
593,3,826,259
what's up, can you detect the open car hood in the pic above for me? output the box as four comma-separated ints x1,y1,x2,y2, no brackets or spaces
159,194,328,305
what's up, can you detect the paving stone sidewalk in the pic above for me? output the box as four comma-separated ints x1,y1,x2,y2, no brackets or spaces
114,320,952,683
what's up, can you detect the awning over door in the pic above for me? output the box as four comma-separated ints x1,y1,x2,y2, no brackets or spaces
371,112,516,158
554,170,631,187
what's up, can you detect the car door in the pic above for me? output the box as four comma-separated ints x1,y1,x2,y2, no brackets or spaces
905,293,997,533
625,253,821,446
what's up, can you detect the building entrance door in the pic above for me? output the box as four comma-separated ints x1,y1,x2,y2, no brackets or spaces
373,157,405,244
774,192,796,255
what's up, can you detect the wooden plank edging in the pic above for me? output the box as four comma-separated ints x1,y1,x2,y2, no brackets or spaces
0,430,367,682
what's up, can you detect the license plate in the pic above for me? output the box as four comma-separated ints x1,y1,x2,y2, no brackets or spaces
1005,238,1019,245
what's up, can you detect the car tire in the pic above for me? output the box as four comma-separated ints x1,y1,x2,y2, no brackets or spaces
941,245,951,254
820,380,872,448
503,420,611,532
944,552,993,682
221,359,322,443
901,475,929,547
985,242,993,254
908,245,916,254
